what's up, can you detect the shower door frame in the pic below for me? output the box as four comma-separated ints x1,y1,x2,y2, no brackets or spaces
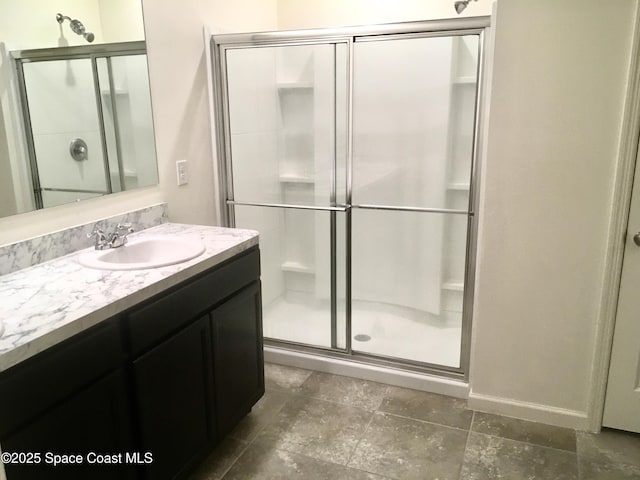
211,17,490,381
13,41,147,209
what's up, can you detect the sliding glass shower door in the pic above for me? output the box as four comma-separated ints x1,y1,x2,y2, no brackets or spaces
351,35,479,368
223,43,348,350
213,18,485,376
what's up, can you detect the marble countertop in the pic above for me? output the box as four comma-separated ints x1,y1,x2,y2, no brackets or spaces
0,223,258,373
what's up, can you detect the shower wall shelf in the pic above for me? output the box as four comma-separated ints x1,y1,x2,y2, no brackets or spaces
277,82,314,90
446,182,470,191
453,76,476,84
439,35,478,316
442,281,464,292
100,89,127,96
281,261,315,274
279,173,315,184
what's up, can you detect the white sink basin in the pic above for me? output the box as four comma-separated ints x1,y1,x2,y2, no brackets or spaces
79,236,205,271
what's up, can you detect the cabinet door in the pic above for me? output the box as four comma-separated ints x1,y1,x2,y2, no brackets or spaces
3,369,135,480
211,281,264,437
133,316,215,480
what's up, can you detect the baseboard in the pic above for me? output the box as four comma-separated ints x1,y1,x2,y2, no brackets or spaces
468,391,589,430
264,346,470,399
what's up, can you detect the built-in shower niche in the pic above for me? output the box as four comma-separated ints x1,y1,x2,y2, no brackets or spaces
276,44,336,207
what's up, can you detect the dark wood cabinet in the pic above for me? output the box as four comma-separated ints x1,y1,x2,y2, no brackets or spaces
212,281,264,437
133,316,214,480
0,247,263,480
3,370,135,480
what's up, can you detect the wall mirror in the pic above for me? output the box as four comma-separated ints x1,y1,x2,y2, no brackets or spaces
0,0,158,218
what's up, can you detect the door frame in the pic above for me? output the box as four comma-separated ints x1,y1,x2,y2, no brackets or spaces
588,4,640,433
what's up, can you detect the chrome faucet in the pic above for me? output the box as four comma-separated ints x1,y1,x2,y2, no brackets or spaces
88,223,134,250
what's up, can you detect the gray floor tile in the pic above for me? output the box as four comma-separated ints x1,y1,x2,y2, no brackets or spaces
461,432,578,480
578,457,640,480
472,411,576,452
264,363,313,392
256,395,373,465
188,436,249,480
296,372,389,411
379,385,473,430
222,439,390,479
577,429,640,468
229,390,290,442
348,412,468,480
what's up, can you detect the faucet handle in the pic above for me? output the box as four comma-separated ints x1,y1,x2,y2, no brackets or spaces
87,225,106,239
116,223,134,234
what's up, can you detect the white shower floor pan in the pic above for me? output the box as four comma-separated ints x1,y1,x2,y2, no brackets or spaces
263,295,462,368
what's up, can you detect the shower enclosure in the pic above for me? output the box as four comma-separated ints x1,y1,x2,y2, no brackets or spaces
13,41,157,209
211,18,488,380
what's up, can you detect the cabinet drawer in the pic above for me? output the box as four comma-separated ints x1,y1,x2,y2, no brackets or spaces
127,247,259,355
0,320,123,438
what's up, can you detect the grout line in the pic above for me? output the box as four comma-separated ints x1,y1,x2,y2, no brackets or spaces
218,393,293,479
457,410,475,480
344,410,378,467
270,444,401,480
375,410,473,434
279,389,386,413
214,438,253,480
470,430,579,456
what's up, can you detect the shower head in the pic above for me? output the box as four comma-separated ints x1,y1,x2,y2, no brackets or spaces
454,0,477,14
56,13,95,43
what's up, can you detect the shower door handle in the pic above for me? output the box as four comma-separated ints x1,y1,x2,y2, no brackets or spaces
633,232,640,247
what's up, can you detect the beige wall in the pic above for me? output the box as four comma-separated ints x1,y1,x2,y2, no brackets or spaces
140,0,277,227
277,0,493,29
469,0,636,428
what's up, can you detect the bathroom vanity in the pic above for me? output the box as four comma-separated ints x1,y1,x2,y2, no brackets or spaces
0,223,263,480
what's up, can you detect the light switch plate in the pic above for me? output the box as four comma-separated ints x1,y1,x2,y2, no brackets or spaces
176,160,188,186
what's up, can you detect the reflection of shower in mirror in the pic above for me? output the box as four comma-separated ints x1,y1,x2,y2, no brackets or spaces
56,13,95,43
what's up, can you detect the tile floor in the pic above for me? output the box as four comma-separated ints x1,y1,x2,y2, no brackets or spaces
189,363,640,480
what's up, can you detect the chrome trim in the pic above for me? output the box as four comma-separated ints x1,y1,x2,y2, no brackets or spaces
14,59,43,209
11,41,146,61
41,187,107,194
105,57,126,191
227,200,348,212
459,29,487,382
330,211,338,348
211,17,490,46
219,39,352,50
210,38,231,227
265,337,348,355
354,28,486,43
91,57,113,194
352,204,470,215
219,46,236,227
330,44,339,349
345,36,355,355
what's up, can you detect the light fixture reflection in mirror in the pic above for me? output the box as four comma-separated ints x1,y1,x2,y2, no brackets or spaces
0,1,158,220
